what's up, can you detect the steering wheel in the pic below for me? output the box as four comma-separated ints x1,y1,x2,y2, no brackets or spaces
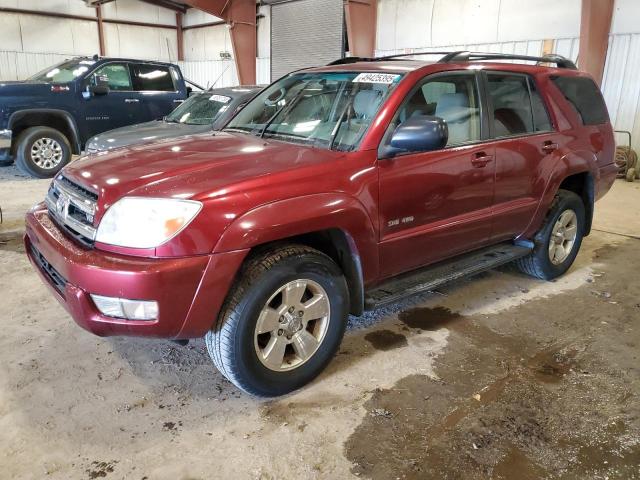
264,87,286,107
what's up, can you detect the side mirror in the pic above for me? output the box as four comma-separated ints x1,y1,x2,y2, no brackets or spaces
384,115,448,157
90,84,110,96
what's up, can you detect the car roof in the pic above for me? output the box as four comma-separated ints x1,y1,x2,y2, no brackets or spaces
306,60,432,75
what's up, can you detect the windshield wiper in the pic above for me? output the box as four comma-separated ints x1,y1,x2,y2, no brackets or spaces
328,87,359,151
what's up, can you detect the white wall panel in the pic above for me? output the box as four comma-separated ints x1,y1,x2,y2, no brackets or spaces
178,59,238,88
257,4,271,59
497,0,580,41
611,0,640,35
432,0,501,46
183,24,232,62
0,0,91,16
104,23,178,62
101,0,176,25
602,34,640,152
183,8,222,27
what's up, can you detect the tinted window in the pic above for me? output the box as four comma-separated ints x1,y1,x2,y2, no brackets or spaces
131,64,175,92
487,73,535,137
389,74,481,147
551,76,608,125
530,79,552,132
90,63,132,91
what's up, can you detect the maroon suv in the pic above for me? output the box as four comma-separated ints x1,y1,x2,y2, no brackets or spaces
25,52,617,396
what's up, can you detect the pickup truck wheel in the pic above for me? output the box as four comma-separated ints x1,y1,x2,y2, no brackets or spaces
205,244,349,397
15,127,71,178
516,189,585,280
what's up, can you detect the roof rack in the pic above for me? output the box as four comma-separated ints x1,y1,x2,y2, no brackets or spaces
328,51,577,69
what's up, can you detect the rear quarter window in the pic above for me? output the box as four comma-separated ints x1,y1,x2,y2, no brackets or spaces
551,76,609,125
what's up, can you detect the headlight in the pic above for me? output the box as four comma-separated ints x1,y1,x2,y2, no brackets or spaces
96,197,203,248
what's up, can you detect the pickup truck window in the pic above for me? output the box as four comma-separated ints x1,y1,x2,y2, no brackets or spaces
29,59,96,84
89,63,132,91
166,93,232,125
225,71,404,151
131,64,176,92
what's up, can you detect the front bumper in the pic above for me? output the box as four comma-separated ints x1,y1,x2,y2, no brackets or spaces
25,204,248,339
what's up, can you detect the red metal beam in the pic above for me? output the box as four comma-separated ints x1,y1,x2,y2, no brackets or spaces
344,0,377,58
176,12,184,61
579,0,614,85
180,0,257,85
96,6,106,56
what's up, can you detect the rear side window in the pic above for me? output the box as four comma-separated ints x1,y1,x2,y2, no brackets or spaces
551,76,608,125
130,64,175,92
487,74,533,137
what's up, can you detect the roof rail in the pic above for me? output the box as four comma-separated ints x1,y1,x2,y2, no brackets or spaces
439,51,577,69
327,51,577,69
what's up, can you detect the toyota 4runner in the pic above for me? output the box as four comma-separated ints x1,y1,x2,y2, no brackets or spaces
25,52,618,397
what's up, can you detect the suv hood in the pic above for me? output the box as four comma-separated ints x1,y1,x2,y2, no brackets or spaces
64,131,341,216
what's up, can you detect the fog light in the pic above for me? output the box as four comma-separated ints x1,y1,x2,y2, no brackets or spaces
91,294,158,321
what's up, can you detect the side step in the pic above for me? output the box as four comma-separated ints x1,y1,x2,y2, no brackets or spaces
364,243,532,310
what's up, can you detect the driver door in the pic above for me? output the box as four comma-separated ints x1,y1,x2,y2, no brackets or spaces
82,62,142,139
378,72,495,278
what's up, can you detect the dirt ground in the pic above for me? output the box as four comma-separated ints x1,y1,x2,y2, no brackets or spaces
1,164,639,480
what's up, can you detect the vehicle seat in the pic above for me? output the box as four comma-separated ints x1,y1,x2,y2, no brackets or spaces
435,93,472,145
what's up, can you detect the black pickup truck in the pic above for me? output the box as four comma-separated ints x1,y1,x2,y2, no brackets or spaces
0,56,191,178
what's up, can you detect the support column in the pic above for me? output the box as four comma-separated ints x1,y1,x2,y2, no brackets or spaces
344,0,377,58
181,0,257,85
579,0,614,85
176,12,184,61
96,5,105,56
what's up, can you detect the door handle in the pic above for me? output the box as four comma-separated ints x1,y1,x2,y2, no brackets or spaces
124,98,140,103
173,99,184,104
542,141,559,153
471,152,494,168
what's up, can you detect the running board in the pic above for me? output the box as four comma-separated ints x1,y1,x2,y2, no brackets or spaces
364,243,532,310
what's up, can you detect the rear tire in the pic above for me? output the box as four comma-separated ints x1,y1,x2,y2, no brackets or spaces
516,189,585,280
205,244,349,397
15,127,71,178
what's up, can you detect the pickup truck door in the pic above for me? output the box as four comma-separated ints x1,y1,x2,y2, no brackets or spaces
378,72,495,278
81,62,142,141
129,63,186,122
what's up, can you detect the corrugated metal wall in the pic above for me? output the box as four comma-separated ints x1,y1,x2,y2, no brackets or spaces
602,34,640,151
0,50,70,81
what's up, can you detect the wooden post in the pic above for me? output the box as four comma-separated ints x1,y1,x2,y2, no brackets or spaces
96,5,105,56
579,0,614,85
176,11,184,61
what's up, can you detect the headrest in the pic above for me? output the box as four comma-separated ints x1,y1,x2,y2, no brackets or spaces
354,90,383,119
436,93,471,123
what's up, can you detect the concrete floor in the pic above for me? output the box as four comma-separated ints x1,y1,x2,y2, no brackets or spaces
0,164,639,480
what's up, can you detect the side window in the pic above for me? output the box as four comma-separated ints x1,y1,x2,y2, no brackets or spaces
388,74,481,148
551,76,609,125
487,73,535,137
529,79,552,132
130,64,175,92
89,63,132,91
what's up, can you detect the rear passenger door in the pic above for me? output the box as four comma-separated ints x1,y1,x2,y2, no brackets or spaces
378,72,495,278
130,63,184,122
484,72,562,242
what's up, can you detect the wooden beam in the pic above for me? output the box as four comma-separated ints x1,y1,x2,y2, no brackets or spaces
176,12,184,61
579,0,614,85
96,6,106,56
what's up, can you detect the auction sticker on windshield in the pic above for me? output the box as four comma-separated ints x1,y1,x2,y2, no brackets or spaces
353,73,401,84
210,95,231,103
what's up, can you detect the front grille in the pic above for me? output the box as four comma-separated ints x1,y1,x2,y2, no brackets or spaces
30,244,67,294
45,175,98,247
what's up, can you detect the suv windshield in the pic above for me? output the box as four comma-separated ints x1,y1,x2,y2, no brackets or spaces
226,71,404,151
29,59,97,84
166,93,233,125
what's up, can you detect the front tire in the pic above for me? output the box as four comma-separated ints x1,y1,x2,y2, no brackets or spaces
15,127,72,178
206,244,349,397
516,189,585,280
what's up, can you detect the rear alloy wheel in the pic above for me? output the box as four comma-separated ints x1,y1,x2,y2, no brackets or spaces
15,126,72,178
206,245,349,397
516,189,585,280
